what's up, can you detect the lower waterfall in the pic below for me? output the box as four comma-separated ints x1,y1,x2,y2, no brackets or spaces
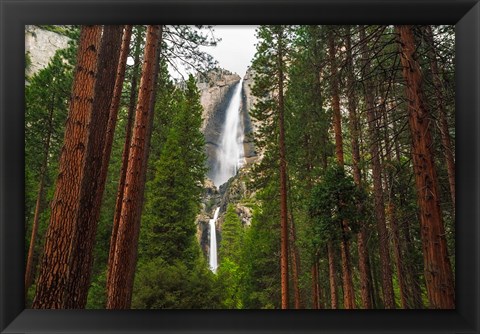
209,207,220,273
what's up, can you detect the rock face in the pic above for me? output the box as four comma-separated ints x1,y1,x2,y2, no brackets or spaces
242,67,262,163
25,25,70,77
241,67,258,166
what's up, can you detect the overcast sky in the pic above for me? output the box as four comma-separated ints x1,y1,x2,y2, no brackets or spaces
167,25,258,80
201,25,258,77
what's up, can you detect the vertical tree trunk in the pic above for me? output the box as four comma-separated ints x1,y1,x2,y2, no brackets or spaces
327,242,338,309
276,27,289,310
289,212,302,309
345,26,372,309
328,28,355,310
359,25,396,309
380,98,410,309
106,25,162,309
99,25,132,205
32,26,103,309
65,24,124,309
107,27,142,289
395,25,455,309
126,25,164,308
25,92,55,296
423,25,456,209
311,262,319,309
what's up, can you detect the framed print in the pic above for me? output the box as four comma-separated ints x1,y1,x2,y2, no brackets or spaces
1,0,479,333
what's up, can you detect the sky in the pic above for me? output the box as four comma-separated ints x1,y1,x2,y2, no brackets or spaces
165,25,258,80
200,25,258,78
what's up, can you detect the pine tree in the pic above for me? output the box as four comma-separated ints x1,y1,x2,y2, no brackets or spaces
139,74,206,264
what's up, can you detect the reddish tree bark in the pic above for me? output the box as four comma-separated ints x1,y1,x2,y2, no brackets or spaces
423,25,455,209
32,25,103,309
107,27,142,289
396,25,455,309
359,25,396,309
311,262,319,309
65,24,124,309
328,28,355,310
345,26,372,309
106,25,162,309
289,212,302,309
327,242,338,309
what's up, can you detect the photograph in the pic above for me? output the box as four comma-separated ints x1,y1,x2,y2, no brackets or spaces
24,24,456,310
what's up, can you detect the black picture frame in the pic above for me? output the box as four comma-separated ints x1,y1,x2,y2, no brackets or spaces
1,0,479,333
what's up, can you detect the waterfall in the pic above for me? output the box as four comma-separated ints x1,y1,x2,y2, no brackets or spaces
212,79,245,187
209,207,220,273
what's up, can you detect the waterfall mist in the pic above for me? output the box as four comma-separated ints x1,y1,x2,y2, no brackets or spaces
212,79,245,187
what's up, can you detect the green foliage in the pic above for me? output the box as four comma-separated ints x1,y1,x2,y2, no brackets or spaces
132,257,222,309
238,180,281,309
140,75,206,264
219,204,243,261
217,258,243,309
308,164,366,248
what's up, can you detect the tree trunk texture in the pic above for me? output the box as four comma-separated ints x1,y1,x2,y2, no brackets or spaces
98,25,132,209
359,25,396,309
328,28,355,310
311,262,319,309
379,98,410,309
25,92,55,296
423,25,456,210
288,212,302,309
346,27,372,309
64,25,124,309
327,242,338,309
126,25,164,308
32,25,103,309
396,25,455,309
106,25,162,309
107,27,142,289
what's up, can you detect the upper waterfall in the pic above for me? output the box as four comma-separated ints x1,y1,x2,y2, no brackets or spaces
212,79,245,187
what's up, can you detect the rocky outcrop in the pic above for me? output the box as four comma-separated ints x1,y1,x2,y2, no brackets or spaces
25,25,70,78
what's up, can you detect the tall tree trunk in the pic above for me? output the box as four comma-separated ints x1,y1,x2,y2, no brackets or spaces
276,27,289,310
328,28,355,310
392,138,425,309
311,262,319,309
32,26,103,309
64,25,124,309
107,27,142,289
327,242,338,309
289,212,302,309
345,26,372,309
106,25,162,309
380,98,410,309
395,25,455,309
423,25,456,209
99,25,132,205
25,92,55,296
359,25,396,309
126,25,164,308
